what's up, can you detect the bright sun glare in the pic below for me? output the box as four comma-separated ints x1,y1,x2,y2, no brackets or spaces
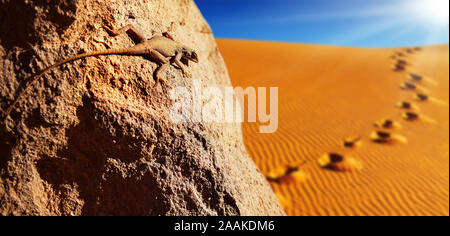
411,0,450,25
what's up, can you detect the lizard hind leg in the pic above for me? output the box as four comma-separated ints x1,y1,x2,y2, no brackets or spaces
153,63,170,88
146,49,170,88
105,24,146,44
174,53,192,78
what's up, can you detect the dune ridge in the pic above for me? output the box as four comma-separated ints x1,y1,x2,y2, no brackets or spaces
217,39,449,216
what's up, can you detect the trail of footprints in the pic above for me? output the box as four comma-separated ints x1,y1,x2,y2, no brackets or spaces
267,46,448,191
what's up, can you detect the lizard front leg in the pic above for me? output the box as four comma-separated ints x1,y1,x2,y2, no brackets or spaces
174,52,192,78
105,24,146,44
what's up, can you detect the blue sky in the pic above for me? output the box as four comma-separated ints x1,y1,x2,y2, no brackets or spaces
195,0,450,48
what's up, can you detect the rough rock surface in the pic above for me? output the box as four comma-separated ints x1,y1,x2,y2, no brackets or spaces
0,0,285,216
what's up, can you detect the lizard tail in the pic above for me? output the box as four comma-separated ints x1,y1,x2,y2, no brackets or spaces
3,48,130,123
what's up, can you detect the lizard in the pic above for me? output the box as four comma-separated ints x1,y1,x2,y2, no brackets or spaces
3,24,199,122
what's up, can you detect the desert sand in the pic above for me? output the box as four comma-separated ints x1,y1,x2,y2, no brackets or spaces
217,39,449,216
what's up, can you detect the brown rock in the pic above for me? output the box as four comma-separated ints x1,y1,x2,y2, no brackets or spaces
0,0,285,216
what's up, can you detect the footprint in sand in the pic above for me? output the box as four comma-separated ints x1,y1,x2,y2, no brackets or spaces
410,73,423,82
393,63,407,72
400,82,428,93
413,93,449,106
343,136,363,149
415,93,429,102
403,111,420,121
403,111,437,124
318,153,362,172
401,82,417,90
396,101,420,111
397,59,408,66
374,119,402,130
267,165,309,184
395,51,406,57
406,48,415,54
408,73,437,85
370,130,407,145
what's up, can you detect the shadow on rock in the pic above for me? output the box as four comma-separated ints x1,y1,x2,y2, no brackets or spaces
36,96,168,216
0,0,77,50
0,127,16,173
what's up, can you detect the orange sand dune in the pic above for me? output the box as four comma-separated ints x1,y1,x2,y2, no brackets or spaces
217,39,449,216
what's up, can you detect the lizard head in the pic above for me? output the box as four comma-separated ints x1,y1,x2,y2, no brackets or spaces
181,47,199,63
